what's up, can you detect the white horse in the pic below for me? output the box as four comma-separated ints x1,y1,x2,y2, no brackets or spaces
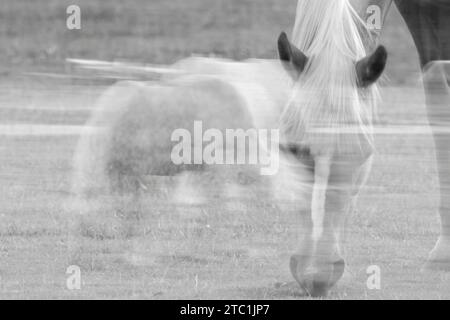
274,0,387,296
71,0,387,297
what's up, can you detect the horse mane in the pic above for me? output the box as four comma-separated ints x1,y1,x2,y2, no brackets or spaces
281,0,379,155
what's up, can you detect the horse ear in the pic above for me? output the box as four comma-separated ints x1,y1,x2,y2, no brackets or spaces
277,32,308,76
356,45,388,87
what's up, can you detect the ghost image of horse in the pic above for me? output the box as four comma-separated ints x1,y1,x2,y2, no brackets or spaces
353,0,450,270
70,0,387,297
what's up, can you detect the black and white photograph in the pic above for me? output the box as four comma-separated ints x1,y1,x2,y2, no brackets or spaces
1,0,450,302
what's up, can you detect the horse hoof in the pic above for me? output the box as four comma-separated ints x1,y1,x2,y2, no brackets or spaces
303,279,330,298
290,255,345,297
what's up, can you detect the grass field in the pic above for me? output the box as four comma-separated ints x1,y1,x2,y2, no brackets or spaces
0,0,449,300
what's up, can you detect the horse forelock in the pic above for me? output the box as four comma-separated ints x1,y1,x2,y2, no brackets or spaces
281,0,379,155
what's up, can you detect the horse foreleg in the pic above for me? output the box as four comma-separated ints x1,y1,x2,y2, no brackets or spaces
290,156,338,296
311,157,331,244
423,63,450,269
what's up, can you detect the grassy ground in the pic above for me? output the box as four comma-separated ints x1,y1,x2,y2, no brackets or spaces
1,84,448,300
0,0,448,299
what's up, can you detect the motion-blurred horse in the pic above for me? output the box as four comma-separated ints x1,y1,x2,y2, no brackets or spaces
71,0,387,297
